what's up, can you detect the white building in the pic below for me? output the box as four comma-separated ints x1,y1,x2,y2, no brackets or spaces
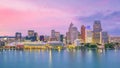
110,36,120,43
74,39,81,46
86,30,93,43
66,23,79,44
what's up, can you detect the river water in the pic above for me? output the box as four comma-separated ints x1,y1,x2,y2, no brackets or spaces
0,49,120,68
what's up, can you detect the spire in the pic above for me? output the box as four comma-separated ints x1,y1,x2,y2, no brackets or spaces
70,22,73,27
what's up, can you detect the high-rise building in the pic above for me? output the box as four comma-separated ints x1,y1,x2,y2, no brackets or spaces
44,35,50,42
51,30,56,41
110,36,120,43
26,30,37,41
34,32,38,41
85,26,93,43
81,25,86,43
66,32,70,44
102,32,109,44
40,35,44,41
93,21,102,44
15,32,22,41
66,23,79,44
55,32,60,41
86,30,93,43
28,30,34,37
60,34,64,42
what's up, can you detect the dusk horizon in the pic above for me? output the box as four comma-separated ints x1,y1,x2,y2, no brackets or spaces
0,0,120,36
1,1,120,68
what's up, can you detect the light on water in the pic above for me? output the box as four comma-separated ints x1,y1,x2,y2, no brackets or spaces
0,49,120,68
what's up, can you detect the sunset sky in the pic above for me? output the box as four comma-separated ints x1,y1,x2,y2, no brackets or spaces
0,0,120,36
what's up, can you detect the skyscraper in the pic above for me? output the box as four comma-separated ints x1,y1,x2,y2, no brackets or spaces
81,25,86,43
86,30,93,43
51,30,56,41
60,34,64,42
28,30,34,37
26,30,37,41
34,32,38,41
15,32,22,41
55,32,60,41
40,35,44,41
93,20,102,44
66,23,79,44
102,32,109,44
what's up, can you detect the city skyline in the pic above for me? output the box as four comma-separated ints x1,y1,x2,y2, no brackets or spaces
0,0,120,36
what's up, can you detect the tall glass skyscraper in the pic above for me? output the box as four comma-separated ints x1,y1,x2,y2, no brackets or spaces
93,20,102,44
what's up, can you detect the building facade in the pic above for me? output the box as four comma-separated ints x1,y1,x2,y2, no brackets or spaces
102,32,109,43
110,36,120,43
93,21,102,44
66,23,79,44
81,25,86,43
15,32,22,41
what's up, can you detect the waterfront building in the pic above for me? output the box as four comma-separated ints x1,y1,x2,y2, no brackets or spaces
102,32,109,43
66,23,79,44
66,32,70,44
74,39,81,46
109,36,120,43
93,21,102,44
51,30,57,41
60,34,64,42
55,32,60,41
0,41,5,46
34,32,39,41
44,35,50,42
28,30,34,37
26,30,37,41
86,26,93,43
15,32,22,41
48,41,64,46
0,36,15,42
40,35,44,41
81,25,86,43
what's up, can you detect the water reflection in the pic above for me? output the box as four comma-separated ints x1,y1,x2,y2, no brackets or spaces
49,50,52,68
0,49,120,68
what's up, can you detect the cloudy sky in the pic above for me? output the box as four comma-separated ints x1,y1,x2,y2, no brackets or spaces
0,0,120,36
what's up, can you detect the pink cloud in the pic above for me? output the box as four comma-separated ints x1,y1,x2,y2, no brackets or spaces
0,5,73,36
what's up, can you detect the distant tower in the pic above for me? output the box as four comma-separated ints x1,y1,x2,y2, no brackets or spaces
40,35,44,41
81,25,86,43
28,30,34,37
86,26,93,43
102,32,109,44
66,22,79,44
15,32,22,41
34,32,38,41
93,20,102,44
55,32,60,41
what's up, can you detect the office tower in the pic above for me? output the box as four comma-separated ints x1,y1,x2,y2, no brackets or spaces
40,35,44,41
28,30,34,37
66,23,79,44
66,32,70,44
93,20,102,44
44,35,50,42
60,34,64,42
34,32,38,41
81,25,86,43
51,30,56,41
86,26,93,43
26,30,36,41
71,27,79,43
15,32,22,41
55,32,60,41
102,32,109,43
